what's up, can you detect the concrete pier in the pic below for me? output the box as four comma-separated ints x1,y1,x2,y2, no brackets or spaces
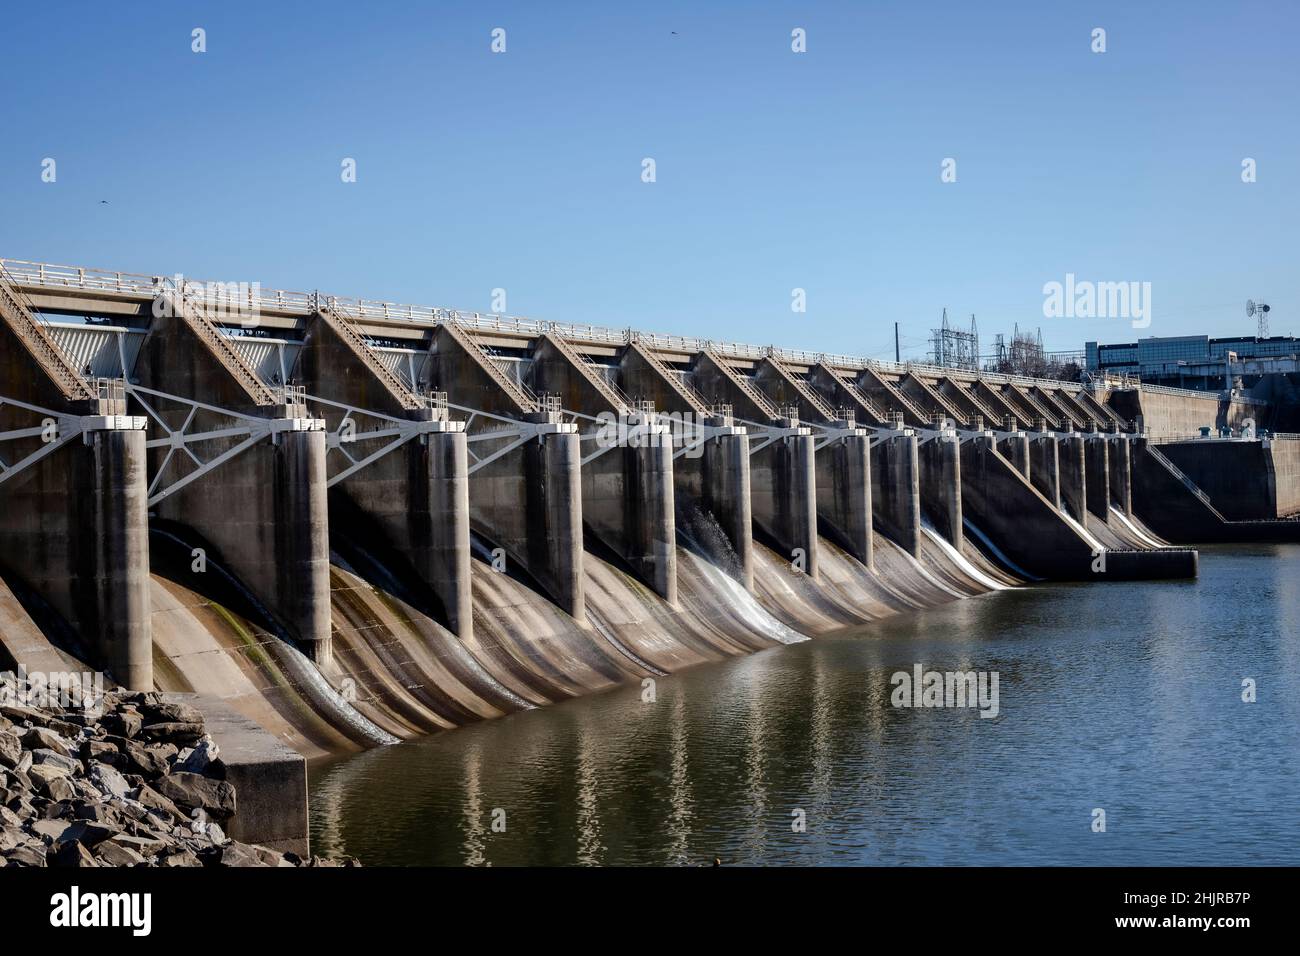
998,431,1031,480
297,312,472,639
430,324,586,621
1058,435,1087,522
1085,436,1111,522
815,428,873,568
751,419,819,577
133,305,333,665
919,430,963,547
1028,434,1061,508
420,430,473,636
620,344,755,587
871,432,921,557
582,421,678,605
691,352,820,575
525,414,586,621
0,413,152,688
534,335,677,603
85,427,152,688
700,418,754,588
1108,436,1133,517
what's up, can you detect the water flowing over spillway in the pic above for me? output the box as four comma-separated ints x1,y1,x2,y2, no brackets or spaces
2,528,1015,760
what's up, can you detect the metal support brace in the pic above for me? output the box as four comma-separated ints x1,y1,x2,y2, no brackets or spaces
308,394,466,487
812,424,869,453
573,409,672,467
128,384,323,506
437,399,577,476
917,423,961,446
748,424,806,457
672,421,747,461
867,426,915,448
0,394,148,487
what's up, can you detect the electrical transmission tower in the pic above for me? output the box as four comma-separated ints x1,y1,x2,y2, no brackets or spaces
930,309,980,370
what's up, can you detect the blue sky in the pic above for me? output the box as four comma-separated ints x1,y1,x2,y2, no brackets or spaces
1,1,1296,359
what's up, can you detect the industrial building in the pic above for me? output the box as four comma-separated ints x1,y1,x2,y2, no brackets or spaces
1086,334,1300,389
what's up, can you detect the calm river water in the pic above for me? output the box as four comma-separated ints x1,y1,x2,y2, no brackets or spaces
308,544,1300,865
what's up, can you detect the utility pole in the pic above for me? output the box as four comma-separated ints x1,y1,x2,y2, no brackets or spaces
894,322,900,363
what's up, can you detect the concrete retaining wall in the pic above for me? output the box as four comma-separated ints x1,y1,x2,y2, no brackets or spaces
1109,388,1261,439
177,693,309,856
1158,438,1300,520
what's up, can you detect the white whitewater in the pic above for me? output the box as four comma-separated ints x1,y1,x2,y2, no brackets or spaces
920,521,1010,592
1110,507,1164,549
962,518,1037,581
681,550,808,645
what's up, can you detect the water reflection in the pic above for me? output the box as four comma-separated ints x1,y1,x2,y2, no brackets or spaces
310,545,1300,866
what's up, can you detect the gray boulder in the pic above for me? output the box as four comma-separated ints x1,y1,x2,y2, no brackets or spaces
157,772,236,821
89,763,130,799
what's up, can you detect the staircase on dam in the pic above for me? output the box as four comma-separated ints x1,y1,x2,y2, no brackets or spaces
900,373,971,427
759,355,840,423
1030,386,1083,431
971,380,1022,426
1076,388,1129,430
160,279,280,407
699,349,780,420
540,331,633,413
0,263,97,404
1049,387,1098,429
810,363,890,426
999,383,1061,430
317,303,425,411
1146,444,1215,506
858,367,931,428
624,339,708,415
944,377,1005,427
437,318,538,414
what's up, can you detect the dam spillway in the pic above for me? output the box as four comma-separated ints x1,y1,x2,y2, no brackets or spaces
3,255,1299,776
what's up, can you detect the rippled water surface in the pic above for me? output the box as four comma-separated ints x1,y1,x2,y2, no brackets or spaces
309,544,1300,865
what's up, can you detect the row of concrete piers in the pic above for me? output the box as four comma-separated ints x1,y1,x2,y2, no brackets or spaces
2,268,1261,698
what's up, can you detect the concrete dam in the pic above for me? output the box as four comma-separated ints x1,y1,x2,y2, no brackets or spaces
3,257,1299,772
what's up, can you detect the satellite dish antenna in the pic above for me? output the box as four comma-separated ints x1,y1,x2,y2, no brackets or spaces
1247,299,1271,338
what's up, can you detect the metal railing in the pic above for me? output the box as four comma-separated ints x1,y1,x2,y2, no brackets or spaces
1,258,1096,393
271,383,307,406
626,339,709,414
704,348,778,418
822,366,889,424
1133,381,1269,405
860,367,931,424
437,318,538,412
763,354,838,421
1145,444,1213,505
157,277,278,405
0,261,96,401
317,298,423,410
543,332,631,412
